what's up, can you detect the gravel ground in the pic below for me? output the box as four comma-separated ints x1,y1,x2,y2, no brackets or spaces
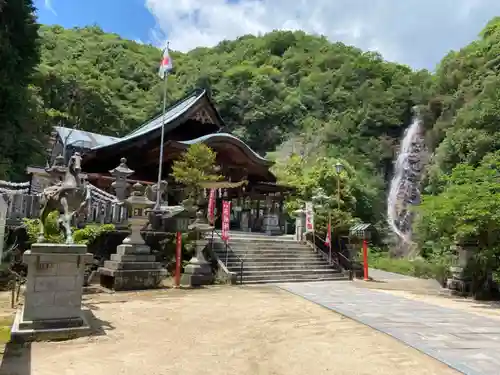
0,286,458,375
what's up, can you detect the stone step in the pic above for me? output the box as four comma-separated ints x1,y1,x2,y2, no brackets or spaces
240,268,339,277
243,275,349,284
226,244,312,251
226,260,328,268
228,264,333,272
217,251,321,259
217,254,323,262
241,271,346,283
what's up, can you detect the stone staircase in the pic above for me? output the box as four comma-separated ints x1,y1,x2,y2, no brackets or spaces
213,232,348,284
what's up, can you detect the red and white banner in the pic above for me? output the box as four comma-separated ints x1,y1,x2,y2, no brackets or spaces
221,200,231,241
305,201,314,232
207,189,216,224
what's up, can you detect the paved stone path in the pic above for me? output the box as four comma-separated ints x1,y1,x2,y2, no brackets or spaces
278,281,500,375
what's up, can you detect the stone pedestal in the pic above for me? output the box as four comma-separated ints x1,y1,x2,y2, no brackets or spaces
293,209,306,241
180,239,213,287
262,214,282,235
446,244,475,295
240,209,251,232
99,243,166,291
11,243,93,342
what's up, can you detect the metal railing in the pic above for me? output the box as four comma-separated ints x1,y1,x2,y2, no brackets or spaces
210,229,244,284
305,232,355,276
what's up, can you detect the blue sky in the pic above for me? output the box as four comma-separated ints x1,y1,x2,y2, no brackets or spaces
34,0,156,43
35,0,500,70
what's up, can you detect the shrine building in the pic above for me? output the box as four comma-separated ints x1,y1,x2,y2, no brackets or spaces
30,89,293,234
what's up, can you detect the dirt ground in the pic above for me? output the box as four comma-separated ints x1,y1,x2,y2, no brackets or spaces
0,286,457,375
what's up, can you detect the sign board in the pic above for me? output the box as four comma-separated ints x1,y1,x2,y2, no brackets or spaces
222,200,231,241
207,188,216,224
0,195,7,262
305,201,314,232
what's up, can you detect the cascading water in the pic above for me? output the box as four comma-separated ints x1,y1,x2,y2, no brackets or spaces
387,113,426,250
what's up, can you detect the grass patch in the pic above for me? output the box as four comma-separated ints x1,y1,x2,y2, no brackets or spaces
0,316,13,345
367,251,450,285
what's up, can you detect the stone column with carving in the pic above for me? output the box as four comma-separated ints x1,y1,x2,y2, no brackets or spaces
180,208,214,287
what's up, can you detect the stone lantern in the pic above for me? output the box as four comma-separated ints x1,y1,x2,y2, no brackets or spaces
110,157,134,201
98,160,165,291
45,154,67,183
123,182,155,245
180,207,214,287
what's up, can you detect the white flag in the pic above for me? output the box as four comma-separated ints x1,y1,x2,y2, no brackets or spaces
158,47,173,79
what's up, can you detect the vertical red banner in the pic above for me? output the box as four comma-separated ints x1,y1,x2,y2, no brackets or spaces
221,200,231,241
175,232,182,287
207,188,216,224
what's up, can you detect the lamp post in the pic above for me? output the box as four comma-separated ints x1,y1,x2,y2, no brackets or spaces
335,162,344,211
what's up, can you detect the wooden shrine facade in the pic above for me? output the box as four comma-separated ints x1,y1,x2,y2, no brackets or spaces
34,88,294,234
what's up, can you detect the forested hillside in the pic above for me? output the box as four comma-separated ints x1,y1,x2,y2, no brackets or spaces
3,2,500,286
414,18,500,286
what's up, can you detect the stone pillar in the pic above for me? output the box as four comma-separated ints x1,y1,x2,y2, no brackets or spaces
446,241,476,295
181,210,214,287
11,243,93,342
293,208,306,241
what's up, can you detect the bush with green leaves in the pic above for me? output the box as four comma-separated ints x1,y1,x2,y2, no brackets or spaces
23,213,115,246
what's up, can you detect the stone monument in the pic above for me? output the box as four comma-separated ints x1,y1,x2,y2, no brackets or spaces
446,240,476,295
180,207,214,287
98,159,166,291
11,153,93,342
293,208,306,242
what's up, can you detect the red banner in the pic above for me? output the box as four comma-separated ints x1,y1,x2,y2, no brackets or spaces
222,200,231,241
175,232,182,287
207,188,216,224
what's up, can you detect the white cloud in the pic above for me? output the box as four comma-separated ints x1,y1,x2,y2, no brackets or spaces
44,0,57,16
145,0,500,70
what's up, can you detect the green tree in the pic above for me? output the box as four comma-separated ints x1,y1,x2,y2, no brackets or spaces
0,0,41,179
414,151,500,289
171,144,222,201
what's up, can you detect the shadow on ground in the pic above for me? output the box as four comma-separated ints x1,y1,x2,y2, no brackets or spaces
0,342,31,375
0,309,114,374
83,308,115,336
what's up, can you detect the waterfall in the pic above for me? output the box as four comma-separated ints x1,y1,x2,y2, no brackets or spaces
387,115,426,247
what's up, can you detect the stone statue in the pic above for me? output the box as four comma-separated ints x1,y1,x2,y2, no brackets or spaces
38,152,90,244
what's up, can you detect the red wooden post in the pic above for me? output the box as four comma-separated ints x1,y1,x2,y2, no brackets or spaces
362,239,369,281
175,232,182,287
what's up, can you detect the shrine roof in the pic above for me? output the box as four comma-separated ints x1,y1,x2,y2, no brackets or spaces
174,133,271,165
54,126,120,149
91,89,221,151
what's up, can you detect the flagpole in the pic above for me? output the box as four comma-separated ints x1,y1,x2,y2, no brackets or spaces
155,48,169,210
